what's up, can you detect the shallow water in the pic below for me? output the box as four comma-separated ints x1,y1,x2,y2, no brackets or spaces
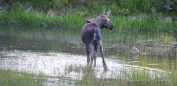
0,50,168,80
0,25,176,84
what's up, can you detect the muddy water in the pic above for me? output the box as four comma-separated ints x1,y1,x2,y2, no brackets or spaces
0,26,176,80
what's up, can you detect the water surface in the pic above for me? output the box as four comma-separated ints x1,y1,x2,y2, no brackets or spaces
0,25,176,83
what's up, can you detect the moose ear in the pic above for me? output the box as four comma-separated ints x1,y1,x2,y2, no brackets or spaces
105,10,111,17
99,10,105,17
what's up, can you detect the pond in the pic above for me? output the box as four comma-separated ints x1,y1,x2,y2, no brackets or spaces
0,25,176,85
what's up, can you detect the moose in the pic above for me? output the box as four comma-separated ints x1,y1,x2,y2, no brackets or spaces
81,10,115,69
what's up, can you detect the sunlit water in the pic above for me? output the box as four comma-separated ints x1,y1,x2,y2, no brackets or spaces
0,26,176,85
0,50,168,80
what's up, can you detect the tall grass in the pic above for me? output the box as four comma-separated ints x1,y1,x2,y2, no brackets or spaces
0,0,177,30
2,0,175,14
110,15,177,30
0,8,45,25
0,8,177,30
0,8,85,27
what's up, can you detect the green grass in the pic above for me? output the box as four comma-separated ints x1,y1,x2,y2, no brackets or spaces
0,69,46,86
0,8,85,27
2,0,176,14
0,0,177,30
1,64,175,86
0,8,177,30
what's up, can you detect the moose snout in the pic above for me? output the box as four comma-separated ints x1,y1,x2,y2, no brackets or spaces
110,24,115,30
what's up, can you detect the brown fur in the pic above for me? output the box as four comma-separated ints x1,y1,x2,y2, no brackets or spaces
84,18,97,27
85,18,93,23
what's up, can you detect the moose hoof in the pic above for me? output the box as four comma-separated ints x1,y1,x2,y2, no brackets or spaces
102,61,106,66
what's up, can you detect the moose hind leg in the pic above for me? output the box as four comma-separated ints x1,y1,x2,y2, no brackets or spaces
93,43,98,67
86,49,90,66
86,45,91,65
93,53,97,67
86,44,94,66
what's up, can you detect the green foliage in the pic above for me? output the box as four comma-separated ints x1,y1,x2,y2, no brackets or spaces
51,0,61,9
31,0,49,10
0,7,45,25
1,0,176,15
0,0,177,30
0,8,177,30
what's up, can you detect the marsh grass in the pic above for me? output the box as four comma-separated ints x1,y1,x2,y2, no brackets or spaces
0,69,46,86
2,63,174,86
72,66,174,86
61,62,175,86
65,64,83,74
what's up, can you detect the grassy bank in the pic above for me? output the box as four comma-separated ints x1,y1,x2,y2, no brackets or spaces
0,8,176,30
0,0,177,30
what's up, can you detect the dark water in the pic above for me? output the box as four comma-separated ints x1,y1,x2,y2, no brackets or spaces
0,26,83,53
0,25,176,82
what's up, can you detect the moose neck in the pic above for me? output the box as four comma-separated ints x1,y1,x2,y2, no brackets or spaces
92,17,102,29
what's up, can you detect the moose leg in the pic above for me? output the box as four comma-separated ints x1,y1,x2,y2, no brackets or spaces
86,44,94,66
93,43,98,67
98,41,107,69
86,45,90,65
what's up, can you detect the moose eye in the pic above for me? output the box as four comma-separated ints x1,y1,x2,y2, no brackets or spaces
106,19,110,23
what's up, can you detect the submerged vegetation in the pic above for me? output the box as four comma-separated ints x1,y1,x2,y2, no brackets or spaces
0,0,177,30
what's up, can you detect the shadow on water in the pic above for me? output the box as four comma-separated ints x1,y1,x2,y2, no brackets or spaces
0,25,177,85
